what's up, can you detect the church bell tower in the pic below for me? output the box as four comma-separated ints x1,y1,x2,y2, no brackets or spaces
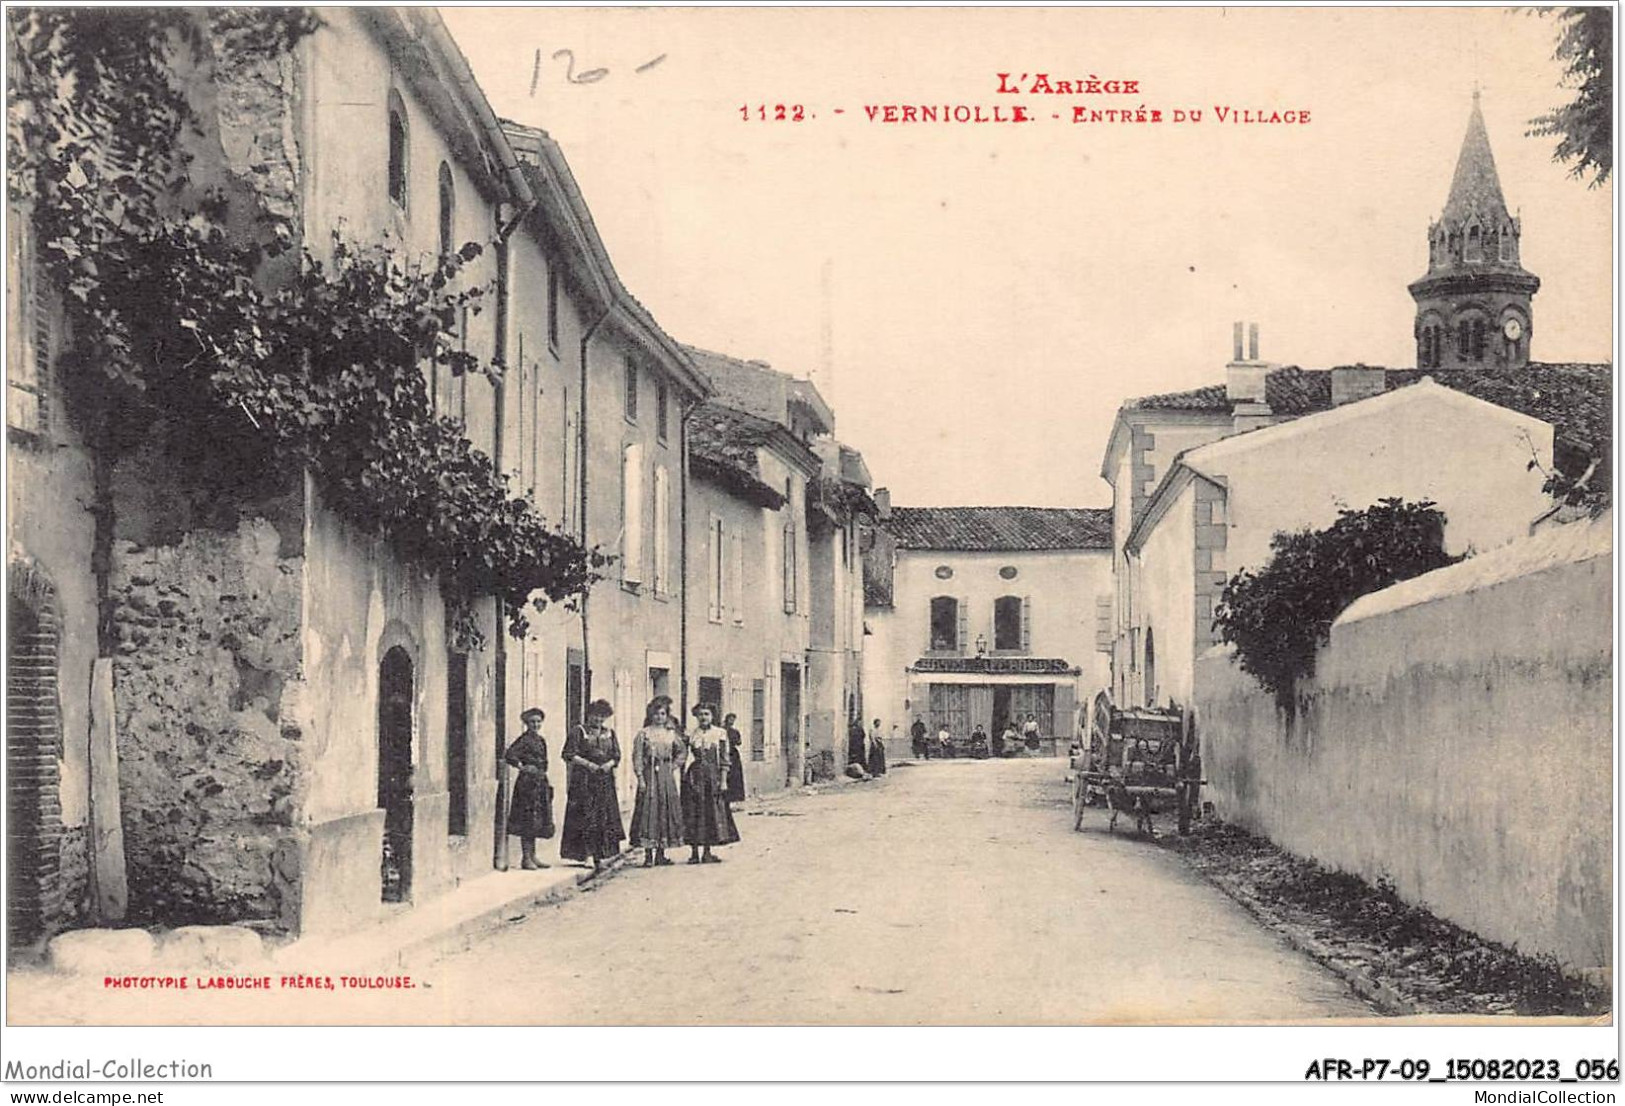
1408,92,1540,371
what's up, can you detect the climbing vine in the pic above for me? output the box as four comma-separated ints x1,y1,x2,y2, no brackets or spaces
9,8,604,648
1212,498,1461,708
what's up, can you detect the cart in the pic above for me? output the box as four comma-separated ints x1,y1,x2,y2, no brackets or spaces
1072,691,1202,836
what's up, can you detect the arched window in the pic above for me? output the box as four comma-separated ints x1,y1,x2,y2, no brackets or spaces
929,596,959,652
994,595,1023,651
1458,318,1470,359
1471,318,1486,362
387,91,409,209
1465,223,1483,263
437,162,454,260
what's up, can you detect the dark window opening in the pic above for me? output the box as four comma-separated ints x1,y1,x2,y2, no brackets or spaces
994,595,1023,651
378,646,415,903
656,378,669,442
437,163,455,261
546,263,559,351
624,359,638,422
930,596,958,652
387,99,408,209
446,651,468,837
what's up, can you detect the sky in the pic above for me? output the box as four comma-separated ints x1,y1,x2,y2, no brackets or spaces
442,5,1614,508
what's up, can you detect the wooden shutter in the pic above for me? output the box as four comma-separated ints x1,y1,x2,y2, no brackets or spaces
1021,595,1032,653
1095,595,1114,653
731,530,744,624
957,596,968,653
708,515,722,621
1053,683,1077,745
10,236,48,436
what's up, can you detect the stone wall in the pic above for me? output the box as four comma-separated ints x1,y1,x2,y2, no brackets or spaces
1194,514,1612,978
110,494,307,931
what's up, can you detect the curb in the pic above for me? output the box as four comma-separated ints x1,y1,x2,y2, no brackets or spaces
1166,850,1417,1016
270,851,634,974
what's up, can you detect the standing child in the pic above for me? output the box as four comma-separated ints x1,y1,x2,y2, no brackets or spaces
503,708,555,870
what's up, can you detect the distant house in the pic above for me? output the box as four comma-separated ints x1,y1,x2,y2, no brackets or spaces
863,501,1112,753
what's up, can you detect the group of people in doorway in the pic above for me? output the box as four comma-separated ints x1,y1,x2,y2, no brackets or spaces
908,714,1045,759
500,697,746,873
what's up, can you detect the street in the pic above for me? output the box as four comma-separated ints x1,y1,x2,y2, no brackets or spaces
410,757,1371,1024
6,758,1373,1025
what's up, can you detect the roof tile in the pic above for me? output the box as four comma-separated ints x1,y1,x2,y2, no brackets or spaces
884,506,1112,551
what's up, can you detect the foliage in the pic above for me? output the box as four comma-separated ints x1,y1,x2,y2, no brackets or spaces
1527,7,1613,187
8,8,603,647
1212,498,1460,706
1438,365,1612,513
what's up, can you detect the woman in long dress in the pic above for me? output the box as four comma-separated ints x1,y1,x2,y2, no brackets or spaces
560,698,624,871
868,718,887,776
681,703,739,864
630,696,685,867
503,707,555,869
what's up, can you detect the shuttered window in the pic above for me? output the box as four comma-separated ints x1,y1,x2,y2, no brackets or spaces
708,515,724,622
653,465,670,595
730,529,745,625
957,595,969,653
621,442,644,583
750,680,766,762
782,521,798,614
9,226,49,438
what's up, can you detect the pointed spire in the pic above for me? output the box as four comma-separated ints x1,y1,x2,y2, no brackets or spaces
1441,92,1510,226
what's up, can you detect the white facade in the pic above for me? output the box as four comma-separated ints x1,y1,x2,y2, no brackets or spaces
865,546,1112,750
1123,380,1555,707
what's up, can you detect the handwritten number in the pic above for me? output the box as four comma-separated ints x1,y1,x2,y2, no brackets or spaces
552,48,608,85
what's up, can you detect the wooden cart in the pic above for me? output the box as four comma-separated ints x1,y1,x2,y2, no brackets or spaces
1072,692,1202,836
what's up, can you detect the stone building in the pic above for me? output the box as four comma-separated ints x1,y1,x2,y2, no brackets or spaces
4,9,713,944
862,500,1113,754
1099,95,1610,711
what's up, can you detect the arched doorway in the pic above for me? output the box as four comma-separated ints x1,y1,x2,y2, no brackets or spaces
377,647,415,904
7,565,63,941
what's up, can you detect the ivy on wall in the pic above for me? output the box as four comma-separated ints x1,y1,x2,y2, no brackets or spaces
1212,498,1461,708
8,8,603,649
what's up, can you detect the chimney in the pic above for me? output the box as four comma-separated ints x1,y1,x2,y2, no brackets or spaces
1330,365,1387,408
1225,320,1273,432
873,486,892,521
